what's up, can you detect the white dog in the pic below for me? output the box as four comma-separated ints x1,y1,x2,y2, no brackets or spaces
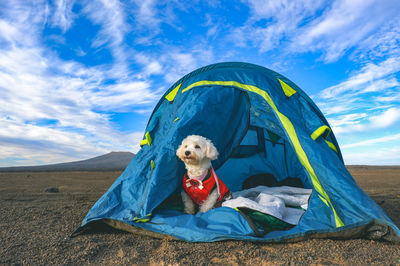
176,135,230,214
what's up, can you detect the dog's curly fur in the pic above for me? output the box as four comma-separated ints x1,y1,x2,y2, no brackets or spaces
176,135,220,214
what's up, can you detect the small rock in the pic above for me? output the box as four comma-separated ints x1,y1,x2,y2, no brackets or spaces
117,248,124,258
45,187,59,193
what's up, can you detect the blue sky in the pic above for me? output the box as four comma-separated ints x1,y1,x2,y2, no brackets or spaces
0,0,399,166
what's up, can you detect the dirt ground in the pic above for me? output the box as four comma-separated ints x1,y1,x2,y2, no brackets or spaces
0,166,399,265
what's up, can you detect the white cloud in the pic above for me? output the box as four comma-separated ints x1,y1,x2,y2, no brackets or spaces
361,78,400,93
315,56,400,135
132,0,161,28
341,134,400,149
0,2,42,48
0,117,144,166
328,113,368,128
0,19,20,43
0,1,157,166
134,53,164,76
83,0,128,47
369,108,400,129
90,81,157,111
294,0,400,62
146,61,163,75
353,18,400,61
50,0,76,32
82,0,133,78
235,0,325,52
343,147,400,165
156,45,215,83
340,133,400,165
234,0,400,64
127,0,187,45
373,93,400,103
0,118,109,166
2,0,399,167
320,57,400,99
330,108,400,135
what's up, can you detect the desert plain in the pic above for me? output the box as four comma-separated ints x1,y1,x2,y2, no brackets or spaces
0,166,399,265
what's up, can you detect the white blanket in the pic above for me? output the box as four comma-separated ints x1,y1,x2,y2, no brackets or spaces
222,186,312,225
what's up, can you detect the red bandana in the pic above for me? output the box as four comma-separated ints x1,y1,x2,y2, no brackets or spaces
183,168,230,205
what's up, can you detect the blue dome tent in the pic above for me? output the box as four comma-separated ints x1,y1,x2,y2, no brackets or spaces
74,62,400,242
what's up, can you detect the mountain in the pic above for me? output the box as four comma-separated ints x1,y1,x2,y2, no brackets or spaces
0,152,135,172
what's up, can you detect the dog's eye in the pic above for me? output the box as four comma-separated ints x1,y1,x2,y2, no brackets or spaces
195,145,200,149
184,145,187,148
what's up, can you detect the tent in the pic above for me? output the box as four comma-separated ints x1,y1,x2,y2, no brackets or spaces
74,62,400,242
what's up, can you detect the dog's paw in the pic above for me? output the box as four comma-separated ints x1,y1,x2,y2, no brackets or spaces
199,205,211,213
184,207,195,214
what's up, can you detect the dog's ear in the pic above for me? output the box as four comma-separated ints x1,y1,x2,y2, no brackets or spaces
206,140,219,160
176,143,185,160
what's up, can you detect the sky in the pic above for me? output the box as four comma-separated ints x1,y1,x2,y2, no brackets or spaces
0,0,399,166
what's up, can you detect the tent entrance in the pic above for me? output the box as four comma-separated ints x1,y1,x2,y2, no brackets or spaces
175,85,309,191
154,85,312,237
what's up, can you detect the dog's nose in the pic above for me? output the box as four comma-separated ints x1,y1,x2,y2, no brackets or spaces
185,151,191,156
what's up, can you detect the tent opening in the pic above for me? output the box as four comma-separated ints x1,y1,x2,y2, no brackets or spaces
155,86,313,236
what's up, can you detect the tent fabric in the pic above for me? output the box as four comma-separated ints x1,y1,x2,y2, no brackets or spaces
75,62,400,243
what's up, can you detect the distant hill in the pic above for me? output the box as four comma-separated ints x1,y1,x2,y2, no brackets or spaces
0,152,135,172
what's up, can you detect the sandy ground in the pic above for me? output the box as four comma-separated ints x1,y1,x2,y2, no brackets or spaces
0,166,399,265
